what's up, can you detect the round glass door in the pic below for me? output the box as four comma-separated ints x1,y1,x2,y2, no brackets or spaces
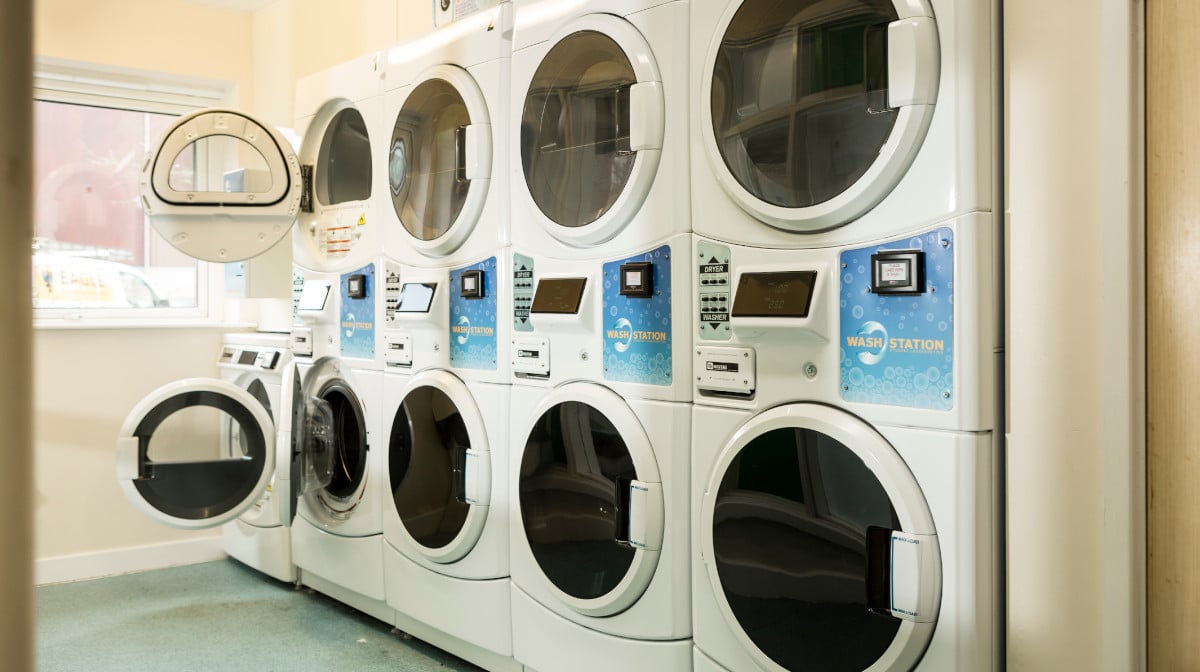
703,0,938,232
388,371,491,563
517,383,664,617
141,109,302,263
701,404,939,671
116,379,275,529
390,65,492,258
520,16,665,247
302,358,369,518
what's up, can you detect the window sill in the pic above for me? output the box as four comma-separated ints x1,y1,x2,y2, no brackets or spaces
33,319,259,331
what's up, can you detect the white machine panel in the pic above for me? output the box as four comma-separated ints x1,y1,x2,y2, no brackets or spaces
695,347,755,396
512,337,549,378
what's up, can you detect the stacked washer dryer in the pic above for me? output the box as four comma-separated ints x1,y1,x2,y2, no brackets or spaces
689,1,1002,671
116,51,395,624
376,3,519,670
284,52,392,623
507,1,692,670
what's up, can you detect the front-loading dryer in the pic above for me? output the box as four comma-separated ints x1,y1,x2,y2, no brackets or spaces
691,0,995,249
508,254,692,672
380,1,512,269
510,0,690,260
690,223,1001,671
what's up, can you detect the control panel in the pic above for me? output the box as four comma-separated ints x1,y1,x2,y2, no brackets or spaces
383,262,403,325
697,240,732,341
513,253,535,332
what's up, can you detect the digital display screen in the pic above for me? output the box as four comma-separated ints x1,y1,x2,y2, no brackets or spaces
731,271,818,318
396,283,436,313
237,350,258,366
531,278,587,314
297,281,331,311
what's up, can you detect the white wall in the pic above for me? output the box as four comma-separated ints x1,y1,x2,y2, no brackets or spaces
1006,0,1144,669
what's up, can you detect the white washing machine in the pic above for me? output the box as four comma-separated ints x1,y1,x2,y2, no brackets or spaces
218,332,297,583
115,331,301,583
509,0,689,260
132,51,394,622
285,54,392,623
690,223,1001,671
507,245,692,672
690,0,995,249
375,258,518,672
380,1,511,270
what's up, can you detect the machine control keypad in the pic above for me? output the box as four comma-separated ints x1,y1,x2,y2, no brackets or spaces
383,262,403,326
513,253,535,332
697,240,732,341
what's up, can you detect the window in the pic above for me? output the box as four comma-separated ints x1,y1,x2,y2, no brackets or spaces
32,58,231,324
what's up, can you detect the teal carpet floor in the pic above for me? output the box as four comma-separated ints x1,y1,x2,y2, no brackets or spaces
37,559,482,672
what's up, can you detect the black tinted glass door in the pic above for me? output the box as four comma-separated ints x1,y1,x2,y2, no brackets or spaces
389,385,472,549
316,107,373,206
519,401,637,599
390,79,472,242
712,0,899,209
713,427,902,670
316,381,367,500
521,31,637,229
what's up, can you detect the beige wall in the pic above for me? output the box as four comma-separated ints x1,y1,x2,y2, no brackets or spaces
31,0,256,564
29,0,427,568
1006,0,1144,670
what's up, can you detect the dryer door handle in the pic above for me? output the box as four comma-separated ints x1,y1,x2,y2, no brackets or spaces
613,476,664,551
455,124,491,182
866,526,941,623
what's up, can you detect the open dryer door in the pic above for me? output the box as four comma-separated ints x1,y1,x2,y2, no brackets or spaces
116,379,278,529
139,109,303,263
698,403,941,672
515,382,666,618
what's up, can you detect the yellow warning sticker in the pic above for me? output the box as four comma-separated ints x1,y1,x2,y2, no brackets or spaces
357,214,367,227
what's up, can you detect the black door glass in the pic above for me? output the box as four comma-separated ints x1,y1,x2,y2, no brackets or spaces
519,401,637,600
317,381,368,499
132,391,267,521
389,385,472,550
713,427,903,670
712,0,900,209
521,31,638,229
390,78,472,242
316,107,373,206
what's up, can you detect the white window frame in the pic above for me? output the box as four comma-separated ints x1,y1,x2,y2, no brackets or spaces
32,57,235,329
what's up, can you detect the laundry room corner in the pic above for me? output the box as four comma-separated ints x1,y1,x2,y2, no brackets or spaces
28,0,420,585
